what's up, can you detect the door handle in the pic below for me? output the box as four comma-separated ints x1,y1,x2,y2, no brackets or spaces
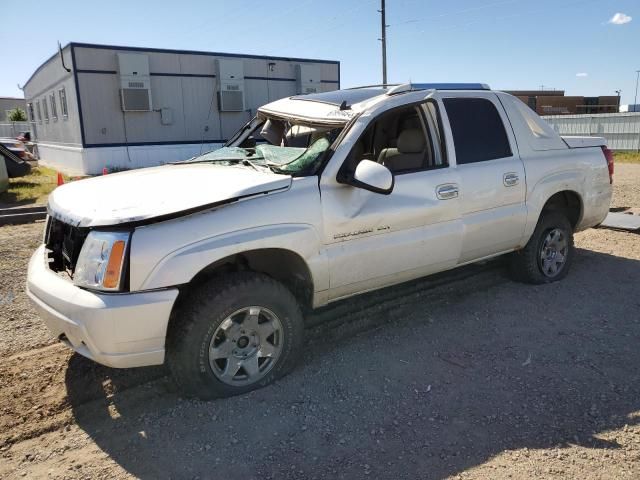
436,184,459,200
503,172,519,187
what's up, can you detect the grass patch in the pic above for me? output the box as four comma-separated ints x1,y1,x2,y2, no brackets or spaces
0,166,71,207
614,152,640,164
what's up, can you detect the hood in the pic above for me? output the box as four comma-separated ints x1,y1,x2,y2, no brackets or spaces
48,163,291,227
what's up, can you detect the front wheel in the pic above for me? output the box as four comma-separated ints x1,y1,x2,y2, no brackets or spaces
167,272,304,399
510,211,574,284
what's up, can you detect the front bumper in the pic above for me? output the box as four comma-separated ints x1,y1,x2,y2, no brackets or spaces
26,245,179,368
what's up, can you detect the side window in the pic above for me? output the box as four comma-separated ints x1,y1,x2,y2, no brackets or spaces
443,97,512,165
59,88,69,118
49,93,58,121
42,98,49,122
341,103,439,177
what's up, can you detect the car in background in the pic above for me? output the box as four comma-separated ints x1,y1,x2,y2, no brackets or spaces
16,131,31,143
0,149,8,193
0,138,29,160
0,138,32,178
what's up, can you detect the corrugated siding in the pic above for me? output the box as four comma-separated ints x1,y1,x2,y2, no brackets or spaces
543,113,640,151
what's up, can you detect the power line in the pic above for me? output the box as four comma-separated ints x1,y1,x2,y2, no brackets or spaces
392,0,523,27
390,0,600,39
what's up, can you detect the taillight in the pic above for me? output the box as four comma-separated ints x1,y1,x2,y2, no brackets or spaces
601,146,614,184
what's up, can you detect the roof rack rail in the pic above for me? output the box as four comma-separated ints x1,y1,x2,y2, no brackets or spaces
344,84,400,90
386,83,491,95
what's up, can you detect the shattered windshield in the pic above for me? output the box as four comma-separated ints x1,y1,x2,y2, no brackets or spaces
183,117,343,176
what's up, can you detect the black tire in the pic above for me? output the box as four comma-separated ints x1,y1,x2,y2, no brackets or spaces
510,211,574,284
167,272,304,399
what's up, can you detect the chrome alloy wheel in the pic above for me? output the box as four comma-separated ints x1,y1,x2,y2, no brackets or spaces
208,306,284,386
538,228,568,278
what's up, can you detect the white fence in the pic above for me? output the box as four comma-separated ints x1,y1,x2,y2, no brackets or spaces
0,122,31,139
543,113,640,151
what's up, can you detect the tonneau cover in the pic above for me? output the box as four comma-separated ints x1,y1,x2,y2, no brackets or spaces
562,136,606,148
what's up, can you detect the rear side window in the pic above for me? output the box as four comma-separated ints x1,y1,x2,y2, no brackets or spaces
443,97,512,164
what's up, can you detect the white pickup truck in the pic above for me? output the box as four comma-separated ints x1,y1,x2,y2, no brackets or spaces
27,83,613,398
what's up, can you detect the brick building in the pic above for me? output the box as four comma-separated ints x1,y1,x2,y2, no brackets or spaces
504,90,620,115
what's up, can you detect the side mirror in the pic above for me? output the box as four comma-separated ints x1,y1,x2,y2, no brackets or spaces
352,159,394,194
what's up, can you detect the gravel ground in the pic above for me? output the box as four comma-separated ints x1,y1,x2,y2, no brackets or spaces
611,164,640,211
1,166,639,479
0,222,53,357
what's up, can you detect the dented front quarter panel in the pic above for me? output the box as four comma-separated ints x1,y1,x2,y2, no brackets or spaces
129,177,329,302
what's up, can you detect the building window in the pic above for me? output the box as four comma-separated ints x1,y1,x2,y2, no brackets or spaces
49,93,58,120
443,97,512,164
27,102,35,122
36,101,42,123
58,88,68,117
43,97,49,122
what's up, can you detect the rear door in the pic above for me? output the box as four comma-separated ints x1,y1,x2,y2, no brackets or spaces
440,93,526,263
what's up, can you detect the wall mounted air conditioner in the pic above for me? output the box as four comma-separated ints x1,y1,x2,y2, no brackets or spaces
216,59,245,112
117,53,152,111
296,64,321,95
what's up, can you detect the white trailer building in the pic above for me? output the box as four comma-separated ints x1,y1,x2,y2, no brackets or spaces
23,42,340,175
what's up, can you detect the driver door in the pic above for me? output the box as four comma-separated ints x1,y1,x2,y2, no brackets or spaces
319,98,463,301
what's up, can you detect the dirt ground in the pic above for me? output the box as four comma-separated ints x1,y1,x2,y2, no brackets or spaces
1,164,639,479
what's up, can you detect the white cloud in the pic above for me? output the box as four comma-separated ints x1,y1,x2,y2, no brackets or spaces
608,12,632,25
576,72,588,77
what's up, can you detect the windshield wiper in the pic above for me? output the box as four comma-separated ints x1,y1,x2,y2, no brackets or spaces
177,157,241,165
178,157,271,173
240,159,262,171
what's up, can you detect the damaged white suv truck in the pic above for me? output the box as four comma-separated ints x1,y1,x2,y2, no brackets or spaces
27,83,614,398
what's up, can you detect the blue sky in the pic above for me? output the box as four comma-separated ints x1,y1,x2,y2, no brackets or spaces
1,0,638,104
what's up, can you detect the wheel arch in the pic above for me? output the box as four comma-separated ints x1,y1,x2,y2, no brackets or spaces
521,186,584,247
541,190,583,229
182,248,316,310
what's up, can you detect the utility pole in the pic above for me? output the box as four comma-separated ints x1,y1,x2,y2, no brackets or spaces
634,70,640,112
636,71,640,151
379,0,388,85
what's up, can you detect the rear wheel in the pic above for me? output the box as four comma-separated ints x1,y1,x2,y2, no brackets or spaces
167,272,304,399
510,211,574,284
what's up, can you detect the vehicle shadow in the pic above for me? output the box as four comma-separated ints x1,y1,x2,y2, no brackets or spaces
65,248,640,479
0,181,40,207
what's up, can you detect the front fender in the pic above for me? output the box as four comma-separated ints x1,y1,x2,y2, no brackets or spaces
134,223,328,295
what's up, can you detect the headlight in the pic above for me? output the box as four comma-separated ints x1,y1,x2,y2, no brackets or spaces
74,231,130,291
